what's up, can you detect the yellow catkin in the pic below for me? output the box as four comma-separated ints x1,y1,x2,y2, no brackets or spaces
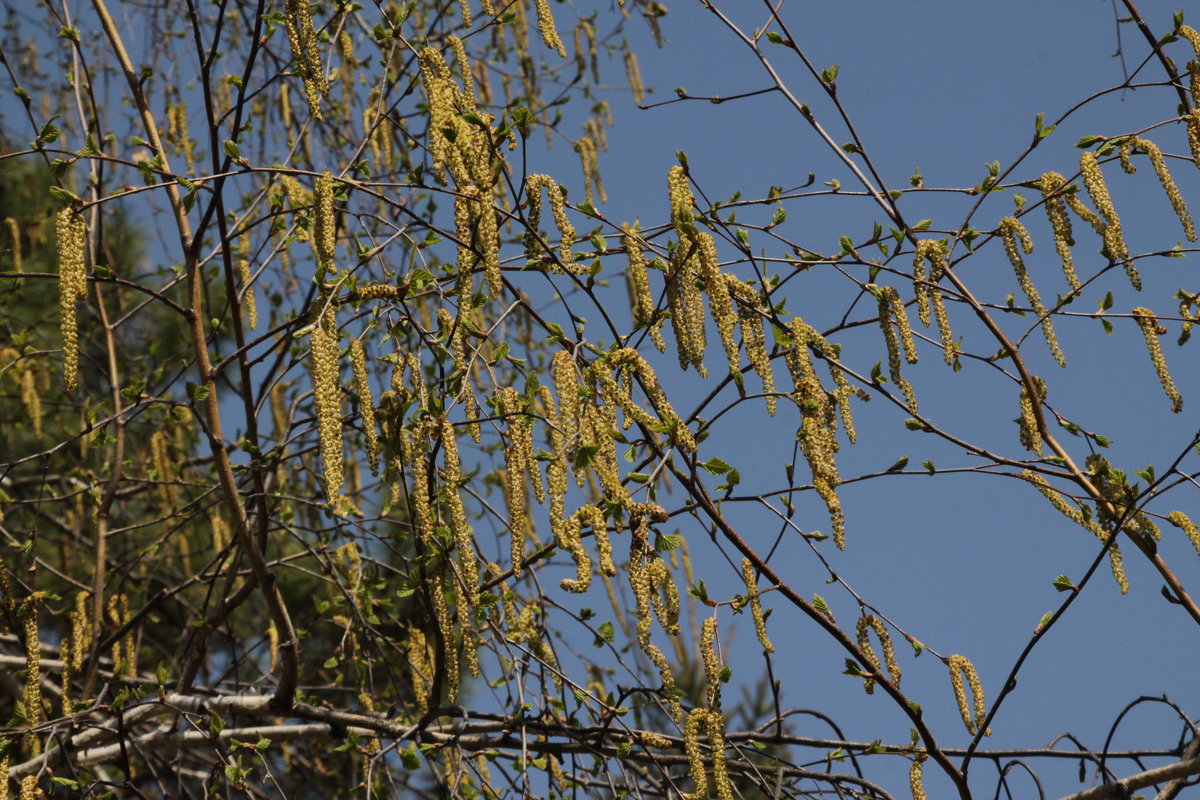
700,616,721,709
684,708,711,797
1017,377,1046,455
405,424,436,546
947,654,990,736
20,775,42,800
349,339,380,475
575,135,605,204
999,217,1066,367
6,217,21,272
408,627,432,711
910,756,928,800
236,236,257,330
742,558,774,653
625,228,667,352
647,558,680,635
284,0,328,118
1131,307,1182,413
19,366,43,440
310,319,345,502
786,319,845,547
552,350,584,477
313,171,336,268
738,296,777,415
1038,172,1081,291
1178,25,1200,58
667,164,694,233
499,387,535,575
911,240,939,327
691,235,742,379
150,429,178,510
533,0,567,57
1187,108,1200,169
440,419,479,609
538,384,569,541
878,287,919,412
524,174,579,269
1123,139,1196,241
557,509,592,593
667,237,708,377
624,50,645,104
456,0,472,28
574,19,599,81
707,711,734,800
430,575,460,703
855,614,900,694
1079,151,1137,289
1167,511,1200,557
56,206,86,393
61,592,89,713
23,599,42,747
466,185,502,297
594,348,695,451
1020,470,1128,593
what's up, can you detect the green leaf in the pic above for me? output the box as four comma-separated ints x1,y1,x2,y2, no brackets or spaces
912,219,933,231
185,381,211,402
842,658,864,677
885,456,908,472
400,745,421,769
904,418,924,431
654,533,680,551
222,139,241,160
1052,575,1075,592
821,64,839,84
49,186,79,202
700,457,731,475
922,459,935,474
812,593,831,617
1075,135,1104,149
765,31,785,44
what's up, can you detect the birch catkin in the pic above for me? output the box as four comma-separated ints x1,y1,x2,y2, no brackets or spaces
310,317,344,502
948,654,990,736
999,216,1065,367
1132,307,1183,413
284,0,328,118
55,206,87,392
1079,152,1137,289
1038,172,1081,290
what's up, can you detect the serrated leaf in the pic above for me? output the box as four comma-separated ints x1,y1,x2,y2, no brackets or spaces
701,457,731,475
186,381,211,402
1052,574,1075,592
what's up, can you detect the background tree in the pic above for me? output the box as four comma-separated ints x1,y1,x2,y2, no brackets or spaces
1,2,1199,799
